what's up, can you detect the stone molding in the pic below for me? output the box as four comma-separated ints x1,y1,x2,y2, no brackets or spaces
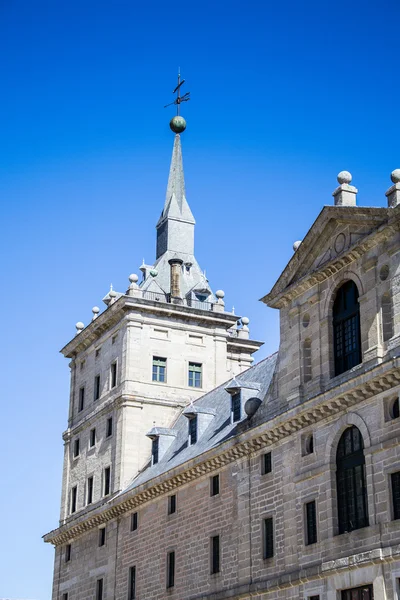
44,360,400,546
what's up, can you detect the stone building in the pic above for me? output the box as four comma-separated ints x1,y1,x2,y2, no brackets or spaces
44,117,400,600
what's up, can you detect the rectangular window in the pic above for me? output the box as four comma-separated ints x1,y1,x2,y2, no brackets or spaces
110,362,117,388
152,438,159,465
95,348,101,358
188,362,202,387
341,585,373,600
305,500,317,545
261,452,272,475
152,357,166,382
104,467,111,496
131,512,138,531
98,527,106,547
128,566,136,600
78,387,85,412
168,494,176,515
62,594,68,600
96,578,103,600
231,392,241,422
87,476,94,505
211,535,220,574
189,416,198,445
73,438,80,458
392,471,400,520
90,428,96,448
309,596,320,600
112,334,117,345
166,551,175,589
106,417,113,438
65,543,71,563
71,486,77,514
94,375,101,400
210,474,220,497
263,517,274,559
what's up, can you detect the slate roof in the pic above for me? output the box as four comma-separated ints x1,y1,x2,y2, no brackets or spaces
124,353,278,493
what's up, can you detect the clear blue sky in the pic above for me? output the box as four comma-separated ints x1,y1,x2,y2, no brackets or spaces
0,1,398,598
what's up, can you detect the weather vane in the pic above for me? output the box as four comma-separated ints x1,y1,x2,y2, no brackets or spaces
164,71,189,134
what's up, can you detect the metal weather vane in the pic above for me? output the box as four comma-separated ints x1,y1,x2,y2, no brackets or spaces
164,71,190,116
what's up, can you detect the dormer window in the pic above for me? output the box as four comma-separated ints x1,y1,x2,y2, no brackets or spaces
231,392,241,422
188,416,198,445
333,281,361,376
152,438,159,465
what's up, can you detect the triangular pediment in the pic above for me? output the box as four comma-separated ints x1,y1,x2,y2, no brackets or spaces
262,206,389,307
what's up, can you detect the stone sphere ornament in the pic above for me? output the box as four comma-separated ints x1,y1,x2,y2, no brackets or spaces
337,171,352,185
170,116,187,134
391,169,400,184
244,397,262,418
293,241,302,251
129,274,139,284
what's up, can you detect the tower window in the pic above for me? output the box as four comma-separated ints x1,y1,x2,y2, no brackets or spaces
94,375,101,401
166,551,175,588
390,397,400,420
211,535,220,574
106,417,113,438
89,428,96,448
152,438,159,465
305,500,317,545
168,494,176,515
336,426,368,533
261,452,272,475
189,415,198,445
65,543,71,563
333,280,362,376
104,467,111,497
152,357,166,382
96,578,103,600
381,293,394,342
62,594,68,600
110,362,117,389
98,527,106,547
263,517,274,559
188,362,202,388
391,471,400,520
131,512,138,531
210,474,220,497
128,566,136,600
78,387,85,412
71,486,77,514
303,339,312,383
231,392,241,422
341,585,373,600
73,438,80,458
87,476,94,505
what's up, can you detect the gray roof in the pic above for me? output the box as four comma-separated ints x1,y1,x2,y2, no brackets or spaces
124,353,278,493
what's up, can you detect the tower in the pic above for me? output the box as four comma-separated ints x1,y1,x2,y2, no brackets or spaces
57,102,263,525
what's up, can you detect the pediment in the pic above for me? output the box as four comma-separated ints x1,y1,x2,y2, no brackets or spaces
262,206,389,307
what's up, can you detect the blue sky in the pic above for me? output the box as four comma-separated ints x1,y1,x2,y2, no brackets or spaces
1,1,399,598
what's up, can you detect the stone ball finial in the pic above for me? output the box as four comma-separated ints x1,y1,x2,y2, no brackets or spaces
215,290,225,299
92,306,100,315
129,274,139,283
337,170,352,185
76,322,84,334
109,290,117,298
293,240,302,251
241,317,250,325
390,169,400,184
244,397,262,418
170,116,186,134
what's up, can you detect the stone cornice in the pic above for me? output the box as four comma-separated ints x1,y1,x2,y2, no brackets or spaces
261,207,399,309
44,357,400,546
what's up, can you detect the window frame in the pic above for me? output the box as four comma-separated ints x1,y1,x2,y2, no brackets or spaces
188,361,202,388
89,428,96,448
87,475,94,505
110,361,117,389
231,392,241,422
188,415,198,445
152,356,167,383
210,474,220,497
70,485,77,514
261,452,272,475
263,517,274,560
103,466,111,497
73,438,80,459
131,512,138,532
65,543,71,563
152,437,159,465
98,527,106,547
106,417,113,438
391,471,400,520
166,551,175,589
94,374,101,401
211,535,220,574
332,280,362,377
168,494,177,515
78,386,85,412
305,500,318,545
96,578,104,600
128,565,136,600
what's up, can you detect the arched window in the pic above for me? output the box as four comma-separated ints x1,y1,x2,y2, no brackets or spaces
333,281,361,376
336,426,369,533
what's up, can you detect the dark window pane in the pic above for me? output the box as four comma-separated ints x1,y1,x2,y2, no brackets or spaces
231,392,241,422
79,387,85,412
65,544,71,562
167,551,175,588
306,500,317,545
131,512,138,531
104,467,111,496
337,426,368,533
87,476,93,505
71,486,77,513
211,535,220,574
152,438,159,465
128,566,136,600
341,585,373,600
168,494,176,514
392,471,400,520
262,452,272,475
96,578,103,600
333,281,362,376
189,416,197,445
94,375,101,400
90,428,96,447
211,474,220,496
106,417,113,437
98,527,106,547
263,517,274,559
111,362,117,388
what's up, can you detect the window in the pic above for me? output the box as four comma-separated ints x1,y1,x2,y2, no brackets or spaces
62,594,68,600
98,527,106,547
341,585,373,600
391,471,400,520
336,426,368,533
390,397,400,420
95,348,101,358
166,551,175,588
152,357,166,382
231,392,241,422
65,544,71,563
80,360,85,370
78,387,85,412
94,375,101,400
189,416,197,445
128,566,136,600
73,438,80,458
71,486,77,514
104,467,111,497
305,500,317,545
152,438,159,465
110,362,117,388
168,494,176,515
90,428,96,448
303,433,314,455
106,417,113,438
211,535,220,574
112,334,117,345
309,596,320,600
333,280,362,376
210,474,220,497
131,512,138,531
263,517,274,559
87,476,94,505
303,339,312,383
261,452,272,475
188,362,202,388
382,293,393,342
96,578,103,600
